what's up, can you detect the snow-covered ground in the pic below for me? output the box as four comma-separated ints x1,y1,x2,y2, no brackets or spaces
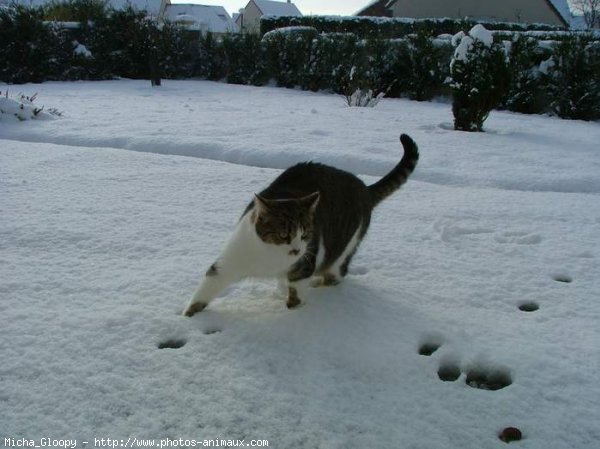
1,80,599,448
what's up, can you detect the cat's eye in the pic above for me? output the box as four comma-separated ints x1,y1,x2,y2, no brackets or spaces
278,232,288,240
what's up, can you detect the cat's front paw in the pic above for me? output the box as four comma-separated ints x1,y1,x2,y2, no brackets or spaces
183,302,207,317
286,297,301,309
286,286,302,309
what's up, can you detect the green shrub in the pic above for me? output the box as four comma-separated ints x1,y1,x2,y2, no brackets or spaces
260,16,564,39
546,35,600,121
360,37,404,97
223,33,267,86
503,36,549,114
0,5,67,83
159,23,198,79
196,32,226,81
450,25,510,131
321,34,363,95
404,31,453,101
263,30,315,88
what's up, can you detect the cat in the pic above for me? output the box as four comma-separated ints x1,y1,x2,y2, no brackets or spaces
183,134,419,316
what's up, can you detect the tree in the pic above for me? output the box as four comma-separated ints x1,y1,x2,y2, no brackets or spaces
571,0,600,29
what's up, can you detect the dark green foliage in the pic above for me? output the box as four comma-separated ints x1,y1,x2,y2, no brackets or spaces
404,31,453,101
361,37,404,96
0,5,66,83
260,16,564,39
2,2,599,124
43,0,107,22
159,24,198,79
451,37,510,131
263,31,315,88
0,1,198,83
88,7,169,80
196,32,226,81
546,35,600,121
503,36,550,114
321,34,363,95
222,33,267,85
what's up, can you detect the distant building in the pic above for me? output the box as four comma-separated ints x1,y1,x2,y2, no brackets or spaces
9,0,238,34
356,0,585,29
165,4,237,35
355,1,394,18
236,0,302,33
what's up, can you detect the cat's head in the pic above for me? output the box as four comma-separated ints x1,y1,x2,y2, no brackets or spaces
252,192,320,253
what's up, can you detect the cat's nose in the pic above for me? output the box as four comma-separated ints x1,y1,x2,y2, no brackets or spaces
288,248,300,256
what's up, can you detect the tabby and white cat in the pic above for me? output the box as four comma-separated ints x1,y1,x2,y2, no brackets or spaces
183,134,419,316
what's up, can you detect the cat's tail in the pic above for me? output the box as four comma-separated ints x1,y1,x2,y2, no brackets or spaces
368,134,419,207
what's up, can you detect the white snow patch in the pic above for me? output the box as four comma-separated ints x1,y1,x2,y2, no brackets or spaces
0,79,599,448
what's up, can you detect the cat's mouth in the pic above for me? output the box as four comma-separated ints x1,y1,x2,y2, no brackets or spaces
288,248,300,256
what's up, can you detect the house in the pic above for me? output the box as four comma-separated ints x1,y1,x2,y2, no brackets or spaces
10,0,238,34
236,0,302,33
355,0,394,18
356,0,583,29
165,4,237,35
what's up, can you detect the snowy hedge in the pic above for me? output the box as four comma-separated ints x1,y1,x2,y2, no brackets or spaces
260,15,564,39
1,2,599,122
0,3,197,83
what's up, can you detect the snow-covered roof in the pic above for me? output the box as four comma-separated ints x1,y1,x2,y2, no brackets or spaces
253,0,302,17
360,0,586,30
547,0,588,29
165,4,237,33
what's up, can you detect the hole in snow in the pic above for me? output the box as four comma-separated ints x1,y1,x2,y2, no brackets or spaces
203,328,221,335
158,339,186,349
465,367,512,391
438,363,461,382
518,302,539,312
552,274,573,283
419,343,441,356
499,427,523,443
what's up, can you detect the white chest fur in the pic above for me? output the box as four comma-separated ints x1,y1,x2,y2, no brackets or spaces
219,213,306,278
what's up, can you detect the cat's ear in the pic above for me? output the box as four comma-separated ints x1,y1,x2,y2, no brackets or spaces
254,194,271,214
300,191,320,213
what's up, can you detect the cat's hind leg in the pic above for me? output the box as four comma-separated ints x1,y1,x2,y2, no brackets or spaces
314,229,362,287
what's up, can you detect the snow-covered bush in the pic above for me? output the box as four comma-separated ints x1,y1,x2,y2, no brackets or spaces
223,33,268,86
300,33,341,92
361,37,407,98
260,15,563,39
324,34,364,95
0,5,72,83
503,36,550,114
196,32,226,81
545,35,600,121
404,30,453,101
450,25,509,131
263,29,316,88
0,92,61,121
344,88,384,108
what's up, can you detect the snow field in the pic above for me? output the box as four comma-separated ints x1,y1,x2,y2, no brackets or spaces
1,80,599,448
